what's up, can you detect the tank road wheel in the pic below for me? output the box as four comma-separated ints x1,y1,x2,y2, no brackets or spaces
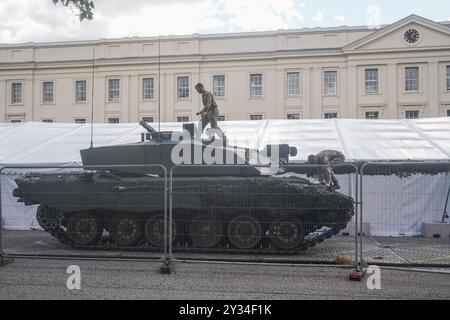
36,206,63,231
111,214,142,247
66,212,102,246
144,215,176,247
189,215,223,248
227,215,262,250
269,218,304,251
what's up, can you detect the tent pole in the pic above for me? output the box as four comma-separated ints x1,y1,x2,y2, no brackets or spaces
442,182,450,223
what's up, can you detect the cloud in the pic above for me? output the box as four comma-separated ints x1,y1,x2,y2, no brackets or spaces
0,0,306,44
334,16,346,23
312,11,323,25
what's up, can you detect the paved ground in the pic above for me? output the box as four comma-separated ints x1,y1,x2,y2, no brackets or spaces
3,230,450,266
1,258,450,300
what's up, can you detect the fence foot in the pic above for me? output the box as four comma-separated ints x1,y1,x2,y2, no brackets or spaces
0,256,14,267
159,257,175,275
349,268,365,281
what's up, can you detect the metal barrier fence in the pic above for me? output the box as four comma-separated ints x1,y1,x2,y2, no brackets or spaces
0,165,167,262
359,162,450,268
168,164,359,266
3,161,449,273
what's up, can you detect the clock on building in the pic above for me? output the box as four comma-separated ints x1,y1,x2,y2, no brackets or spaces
404,28,420,44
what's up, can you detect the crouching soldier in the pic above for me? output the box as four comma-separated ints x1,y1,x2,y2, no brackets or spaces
307,150,346,190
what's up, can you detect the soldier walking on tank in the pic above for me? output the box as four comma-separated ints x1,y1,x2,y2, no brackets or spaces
195,83,227,143
307,150,346,190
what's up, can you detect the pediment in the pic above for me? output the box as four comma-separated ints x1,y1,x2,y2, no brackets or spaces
344,15,450,52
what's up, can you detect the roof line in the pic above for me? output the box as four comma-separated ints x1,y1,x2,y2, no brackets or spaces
403,119,450,158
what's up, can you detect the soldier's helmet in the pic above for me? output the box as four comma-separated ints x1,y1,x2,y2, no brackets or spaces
308,154,318,164
195,83,205,91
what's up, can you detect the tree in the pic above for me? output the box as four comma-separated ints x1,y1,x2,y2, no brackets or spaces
52,0,95,21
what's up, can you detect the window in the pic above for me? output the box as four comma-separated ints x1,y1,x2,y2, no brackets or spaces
365,111,379,119
142,117,154,123
446,66,450,91
323,71,337,96
108,117,120,124
10,119,22,123
75,80,87,103
324,112,338,119
143,78,154,100
217,115,226,122
250,114,263,121
365,69,379,94
43,81,54,104
42,119,53,123
108,79,120,102
213,75,225,98
250,74,263,97
287,113,300,120
11,83,22,104
286,72,300,96
177,76,190,99
405,67,419,92
447,109,450,117
405,110,420,119
177,116,189,123
75,118,87,124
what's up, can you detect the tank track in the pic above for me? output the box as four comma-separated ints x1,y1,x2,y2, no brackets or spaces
36,206,354,255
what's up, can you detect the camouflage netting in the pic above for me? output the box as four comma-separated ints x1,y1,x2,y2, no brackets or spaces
191,177,355,212
285,162,450,178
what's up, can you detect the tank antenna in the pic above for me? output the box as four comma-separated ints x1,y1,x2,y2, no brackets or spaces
90,47,95,149
158,36,161,142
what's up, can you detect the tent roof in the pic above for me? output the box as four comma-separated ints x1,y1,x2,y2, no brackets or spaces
1,118,450,166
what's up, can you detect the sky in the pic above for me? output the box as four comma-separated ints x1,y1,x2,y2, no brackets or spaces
0,0,449,44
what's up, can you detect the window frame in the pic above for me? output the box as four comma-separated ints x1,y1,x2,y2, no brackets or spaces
446,65,450,92
142,116,154,123
213,75,226,99
108,78,121,102
249,73,264,98
286,113,300,120
75,80,87,104
405,110,420,119
365,111,380,119
142,77,155,101
249,114,263,121
107,117,120,124
176,76,190,100
286,71,301,97
404,66,419,93
74,118,87,124
11,82,23,105
364,68,379,94
42,81,55,104
176,116,190,123
323,70,338,96
324,112,338,119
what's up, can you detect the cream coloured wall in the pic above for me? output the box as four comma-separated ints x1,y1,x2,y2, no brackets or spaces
1,15,450,123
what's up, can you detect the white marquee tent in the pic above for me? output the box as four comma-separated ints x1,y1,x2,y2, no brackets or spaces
1,118,450,235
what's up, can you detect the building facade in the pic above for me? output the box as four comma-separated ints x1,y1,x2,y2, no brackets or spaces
1,15,450,124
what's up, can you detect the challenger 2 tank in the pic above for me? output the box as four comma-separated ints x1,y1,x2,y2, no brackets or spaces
12,121,354,254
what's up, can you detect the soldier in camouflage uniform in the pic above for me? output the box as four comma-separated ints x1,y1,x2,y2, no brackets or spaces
195,83,227,142
308,150,346,190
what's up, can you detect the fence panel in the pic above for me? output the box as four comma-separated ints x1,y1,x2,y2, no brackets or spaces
168,164,359,265
360,162,450,267
0,165,167,261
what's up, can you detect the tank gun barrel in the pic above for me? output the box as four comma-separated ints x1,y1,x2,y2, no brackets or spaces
139,120,157,133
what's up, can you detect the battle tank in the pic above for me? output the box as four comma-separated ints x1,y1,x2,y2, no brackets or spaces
13,121,354,254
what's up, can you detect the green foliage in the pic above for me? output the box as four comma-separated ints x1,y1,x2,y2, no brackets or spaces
52,0,95,21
